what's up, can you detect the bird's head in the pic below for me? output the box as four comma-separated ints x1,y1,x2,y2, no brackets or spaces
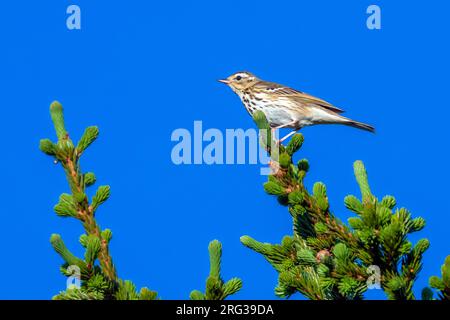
218,71,260,93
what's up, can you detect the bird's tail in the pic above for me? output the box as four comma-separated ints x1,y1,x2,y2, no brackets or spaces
344,119,375,133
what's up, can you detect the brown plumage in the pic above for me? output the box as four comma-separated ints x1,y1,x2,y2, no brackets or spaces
219,71,375,142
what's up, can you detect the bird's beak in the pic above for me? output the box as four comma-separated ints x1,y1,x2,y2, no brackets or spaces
218,79,230,84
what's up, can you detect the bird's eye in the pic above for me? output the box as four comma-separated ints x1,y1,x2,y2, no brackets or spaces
235,76,242,81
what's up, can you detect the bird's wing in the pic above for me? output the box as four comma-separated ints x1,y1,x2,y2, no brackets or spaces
256,82,345,114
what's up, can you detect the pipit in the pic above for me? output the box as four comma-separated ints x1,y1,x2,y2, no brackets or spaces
219,71,374,142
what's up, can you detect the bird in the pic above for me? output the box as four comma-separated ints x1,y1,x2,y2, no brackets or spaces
219,71,374,143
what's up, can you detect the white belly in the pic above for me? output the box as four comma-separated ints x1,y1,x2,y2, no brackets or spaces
262,105,299,127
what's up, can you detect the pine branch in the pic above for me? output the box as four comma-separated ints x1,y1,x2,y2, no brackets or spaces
40,101,158,300
41,102,240,301
190,240,243,300
348,162,429,300
41,101,117,282
428,255,450,300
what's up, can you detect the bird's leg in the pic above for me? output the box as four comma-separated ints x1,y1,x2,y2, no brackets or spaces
271,121,298,145
270,121,298,145
279,130,298,144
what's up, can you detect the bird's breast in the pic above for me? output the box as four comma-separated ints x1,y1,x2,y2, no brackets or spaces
239,92,260,115
239,93,293,127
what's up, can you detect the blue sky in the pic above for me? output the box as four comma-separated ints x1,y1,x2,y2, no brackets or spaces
0,1,449,299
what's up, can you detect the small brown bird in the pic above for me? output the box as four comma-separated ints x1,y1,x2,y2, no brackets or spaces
219,71,374,142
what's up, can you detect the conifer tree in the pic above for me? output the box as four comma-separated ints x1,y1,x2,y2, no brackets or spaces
241,111,449,300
